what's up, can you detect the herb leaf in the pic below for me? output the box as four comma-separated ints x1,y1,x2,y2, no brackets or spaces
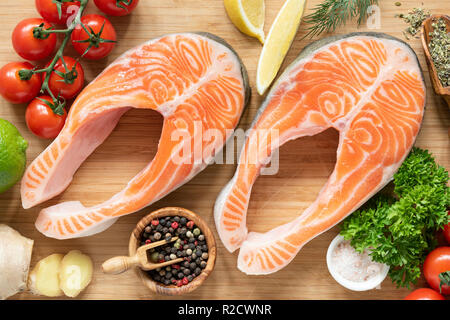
394,148,449,197
303,0,378,38
340,147,450,288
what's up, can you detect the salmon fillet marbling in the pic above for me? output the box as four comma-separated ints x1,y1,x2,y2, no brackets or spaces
21,33,250,239
214,33,426,274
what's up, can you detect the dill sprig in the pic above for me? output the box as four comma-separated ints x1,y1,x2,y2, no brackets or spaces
303,0,379,38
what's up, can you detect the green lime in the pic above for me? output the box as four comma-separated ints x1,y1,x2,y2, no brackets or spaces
0,119,28,193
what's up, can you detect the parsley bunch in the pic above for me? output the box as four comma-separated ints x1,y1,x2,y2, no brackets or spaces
340,148,450,288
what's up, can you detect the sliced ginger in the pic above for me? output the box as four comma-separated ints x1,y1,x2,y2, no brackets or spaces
59,250,93,298
28,253,64,297
28,250,93,298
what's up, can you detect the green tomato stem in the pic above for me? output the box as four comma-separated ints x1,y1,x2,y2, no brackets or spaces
33,0,89,113
40,29,71,34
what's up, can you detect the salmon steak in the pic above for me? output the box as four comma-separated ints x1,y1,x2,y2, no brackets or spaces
214,33,426,274
21,32,250,239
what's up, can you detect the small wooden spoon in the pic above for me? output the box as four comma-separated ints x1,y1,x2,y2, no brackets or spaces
130,207,216,295
421,14,450,107
102,237,184,275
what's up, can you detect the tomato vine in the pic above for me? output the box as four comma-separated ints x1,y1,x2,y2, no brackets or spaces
19,0,116,115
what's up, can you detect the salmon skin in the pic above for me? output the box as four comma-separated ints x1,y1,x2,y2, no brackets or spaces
21,32,250,239
214,32,426,274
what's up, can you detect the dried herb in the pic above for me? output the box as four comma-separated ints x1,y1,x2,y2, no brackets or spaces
397,8,430,39
428,17,450,87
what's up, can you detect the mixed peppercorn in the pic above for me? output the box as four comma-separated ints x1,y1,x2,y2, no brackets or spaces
140,215,209,287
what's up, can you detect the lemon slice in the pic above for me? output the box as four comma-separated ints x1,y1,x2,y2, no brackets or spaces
224,0,265,44
256,0,306,95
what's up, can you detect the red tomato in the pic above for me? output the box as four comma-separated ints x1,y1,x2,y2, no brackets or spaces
47,56,84,100
443,211,450,244
404,288,445,300
35,0,81,25
0,62,42,104
94,0,139,16
71,14,117,60
25,96,67,139
424,246,450,295
12,18,57,61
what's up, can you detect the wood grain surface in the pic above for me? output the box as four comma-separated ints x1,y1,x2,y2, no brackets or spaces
1,0,449,300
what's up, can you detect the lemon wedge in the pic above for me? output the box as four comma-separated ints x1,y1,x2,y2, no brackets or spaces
256,0,306,95
224,0,265,44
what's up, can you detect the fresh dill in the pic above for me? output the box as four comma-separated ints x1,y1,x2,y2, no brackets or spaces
303,0,379,38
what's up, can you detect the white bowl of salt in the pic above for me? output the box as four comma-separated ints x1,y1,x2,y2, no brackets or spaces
327,235,390,291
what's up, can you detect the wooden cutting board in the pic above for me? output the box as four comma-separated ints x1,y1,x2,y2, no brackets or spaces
1,0,449,300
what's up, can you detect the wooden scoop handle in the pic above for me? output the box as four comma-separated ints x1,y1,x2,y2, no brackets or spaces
102,255,140,275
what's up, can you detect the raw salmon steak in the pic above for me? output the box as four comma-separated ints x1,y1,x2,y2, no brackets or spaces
214,33,426,274
21,32,250,239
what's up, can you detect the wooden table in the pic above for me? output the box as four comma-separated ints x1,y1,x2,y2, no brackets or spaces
1,0,448,300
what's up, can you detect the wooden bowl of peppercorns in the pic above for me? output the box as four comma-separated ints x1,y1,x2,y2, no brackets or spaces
129,207,216,295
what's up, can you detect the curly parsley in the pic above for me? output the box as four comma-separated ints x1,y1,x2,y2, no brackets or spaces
340,148,450,288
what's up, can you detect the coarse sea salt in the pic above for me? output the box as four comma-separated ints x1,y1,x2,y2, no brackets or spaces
331,240,384,282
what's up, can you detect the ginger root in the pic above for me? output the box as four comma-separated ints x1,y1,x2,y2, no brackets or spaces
28,253,64,297
28,250,93,298
0,225,34,300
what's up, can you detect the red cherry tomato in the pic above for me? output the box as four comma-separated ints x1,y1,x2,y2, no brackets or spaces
47,56,84,100
443,211,450,244
71,14,117,60
25,96,67,139
94,0,139,16
12,18,57,61
404,288,445,300
424,246,450,295
35,0,81,25
0,62,42,104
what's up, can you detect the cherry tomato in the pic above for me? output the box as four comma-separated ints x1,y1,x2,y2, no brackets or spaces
47,56,84,100
423,246,450,295
94,0,139,16
25,96,67,139
404,288,445,300
443,211,450,244
71,14,117,60
0,62,42,104
12,18,57,61
35,0,81,25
